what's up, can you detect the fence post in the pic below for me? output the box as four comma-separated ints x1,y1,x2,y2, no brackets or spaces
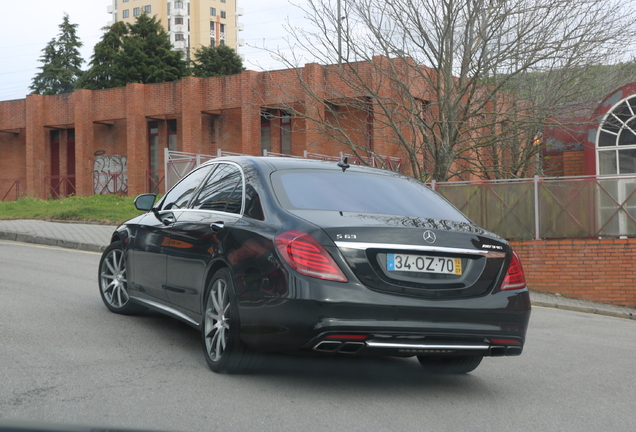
431,179,436,191
164,148,170,195
534,175,540,240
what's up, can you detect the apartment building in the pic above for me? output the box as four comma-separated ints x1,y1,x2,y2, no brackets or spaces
106,0,244,58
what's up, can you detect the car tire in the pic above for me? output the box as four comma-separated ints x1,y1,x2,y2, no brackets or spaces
417,355,483,374
98,241,145,315
202,268,258,374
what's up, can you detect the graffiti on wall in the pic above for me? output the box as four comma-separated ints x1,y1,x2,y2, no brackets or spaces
93,155,128,194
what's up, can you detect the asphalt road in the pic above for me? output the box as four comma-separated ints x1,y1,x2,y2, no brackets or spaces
1,240,635,432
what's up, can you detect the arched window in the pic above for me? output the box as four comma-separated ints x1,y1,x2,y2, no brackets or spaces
596,95,636,175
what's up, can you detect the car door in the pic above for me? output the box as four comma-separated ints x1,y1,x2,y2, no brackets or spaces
164,162,244,313
128,164,213,302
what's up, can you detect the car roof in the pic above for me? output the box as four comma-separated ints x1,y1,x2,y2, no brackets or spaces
205,155,398,176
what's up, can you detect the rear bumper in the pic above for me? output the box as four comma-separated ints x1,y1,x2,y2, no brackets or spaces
237,276,531,355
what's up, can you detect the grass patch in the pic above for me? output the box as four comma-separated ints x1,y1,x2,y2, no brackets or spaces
0,195,147,225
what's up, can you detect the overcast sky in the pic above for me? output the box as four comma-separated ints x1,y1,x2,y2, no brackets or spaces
0,0,310,102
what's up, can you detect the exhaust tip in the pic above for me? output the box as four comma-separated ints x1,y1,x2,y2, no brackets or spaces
314,341,342,352
506,346,523,356
489,346,506,357
338,342,365,354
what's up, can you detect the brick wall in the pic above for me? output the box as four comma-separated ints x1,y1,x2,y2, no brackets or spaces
510,238,636,307
563,150,585,176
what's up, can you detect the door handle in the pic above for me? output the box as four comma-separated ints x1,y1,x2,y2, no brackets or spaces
210,221,224,231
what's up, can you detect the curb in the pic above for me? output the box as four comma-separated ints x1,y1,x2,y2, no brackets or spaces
531,300,636,321
0,231,106,253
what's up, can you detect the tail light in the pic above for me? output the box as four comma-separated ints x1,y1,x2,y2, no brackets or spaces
501,251,527,291
275,230,348,282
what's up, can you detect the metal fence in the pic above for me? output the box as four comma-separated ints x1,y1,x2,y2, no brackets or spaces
44,175,76,199
1,178,25,201
430,175,636,240
163,149,404,191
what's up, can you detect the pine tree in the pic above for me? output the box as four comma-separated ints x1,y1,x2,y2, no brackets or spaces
30,14,84,95
75,22,128,90
190,44,244,78
78,14,187,90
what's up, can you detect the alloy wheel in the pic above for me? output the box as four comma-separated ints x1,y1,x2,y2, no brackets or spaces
204,278,231,362
100,247,129,308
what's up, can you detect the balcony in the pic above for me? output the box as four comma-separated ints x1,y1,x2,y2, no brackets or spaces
107,4,115,13
238,38,245,46
237,7,244,16
172,9,186,17
237,22,244,31
172,24,186,33
174,39,188,50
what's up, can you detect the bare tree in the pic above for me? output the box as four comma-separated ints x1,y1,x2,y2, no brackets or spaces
261,0,636,181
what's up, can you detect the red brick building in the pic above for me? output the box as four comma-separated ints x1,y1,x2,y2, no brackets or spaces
0,61,429,200
543,82,636,177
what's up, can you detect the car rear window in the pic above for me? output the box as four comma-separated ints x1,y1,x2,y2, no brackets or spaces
272,170,469,222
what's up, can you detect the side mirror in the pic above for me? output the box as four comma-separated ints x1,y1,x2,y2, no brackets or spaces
134,194,157,211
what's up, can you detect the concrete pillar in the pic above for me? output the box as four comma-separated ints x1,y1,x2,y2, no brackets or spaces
73,89,94,196
240,71,262,156
302,64,326,155
180,77,203,154
25,94,46,198
125,84,147,195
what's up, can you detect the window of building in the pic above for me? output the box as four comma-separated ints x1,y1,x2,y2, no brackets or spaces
122,9,129,18
144,5,151,13
168,120,178,152
175,33,185,41
174,1,184,9
211,7,216,16
220,11,226,19
261,111,271,153
133,7,140,16
281,111,291,155
597,94,636,176
149,121,160,191
416,98,430,122
123,0,129,2
220,23,226,33
175,17,183,25
221,0,226,3
67,129,76,196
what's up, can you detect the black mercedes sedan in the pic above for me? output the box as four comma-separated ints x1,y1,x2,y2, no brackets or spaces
98,156,531,374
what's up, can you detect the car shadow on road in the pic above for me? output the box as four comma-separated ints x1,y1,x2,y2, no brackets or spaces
125,311,491,393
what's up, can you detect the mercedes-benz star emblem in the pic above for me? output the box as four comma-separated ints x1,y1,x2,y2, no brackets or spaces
423,230,436,244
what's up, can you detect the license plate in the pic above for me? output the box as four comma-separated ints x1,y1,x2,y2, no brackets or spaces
387,254,462,275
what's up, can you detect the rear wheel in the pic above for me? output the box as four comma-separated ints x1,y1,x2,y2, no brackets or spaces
417,355,483,374
98,241,145,315
202,268,258,374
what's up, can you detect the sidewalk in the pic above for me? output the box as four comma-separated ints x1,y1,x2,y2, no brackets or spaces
0,219,114,253
0,219,634,320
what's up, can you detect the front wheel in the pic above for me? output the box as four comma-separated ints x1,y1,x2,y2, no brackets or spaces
98,241,144,315
417,355,483,374
202,268,258,374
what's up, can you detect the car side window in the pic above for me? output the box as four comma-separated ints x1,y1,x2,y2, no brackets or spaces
243,184,264,220
159,165,213,211
190,163,243,214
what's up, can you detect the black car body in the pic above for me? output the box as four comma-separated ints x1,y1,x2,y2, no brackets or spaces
98,156,531,374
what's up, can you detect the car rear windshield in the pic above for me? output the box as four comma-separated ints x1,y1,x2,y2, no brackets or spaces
272,170,470,222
